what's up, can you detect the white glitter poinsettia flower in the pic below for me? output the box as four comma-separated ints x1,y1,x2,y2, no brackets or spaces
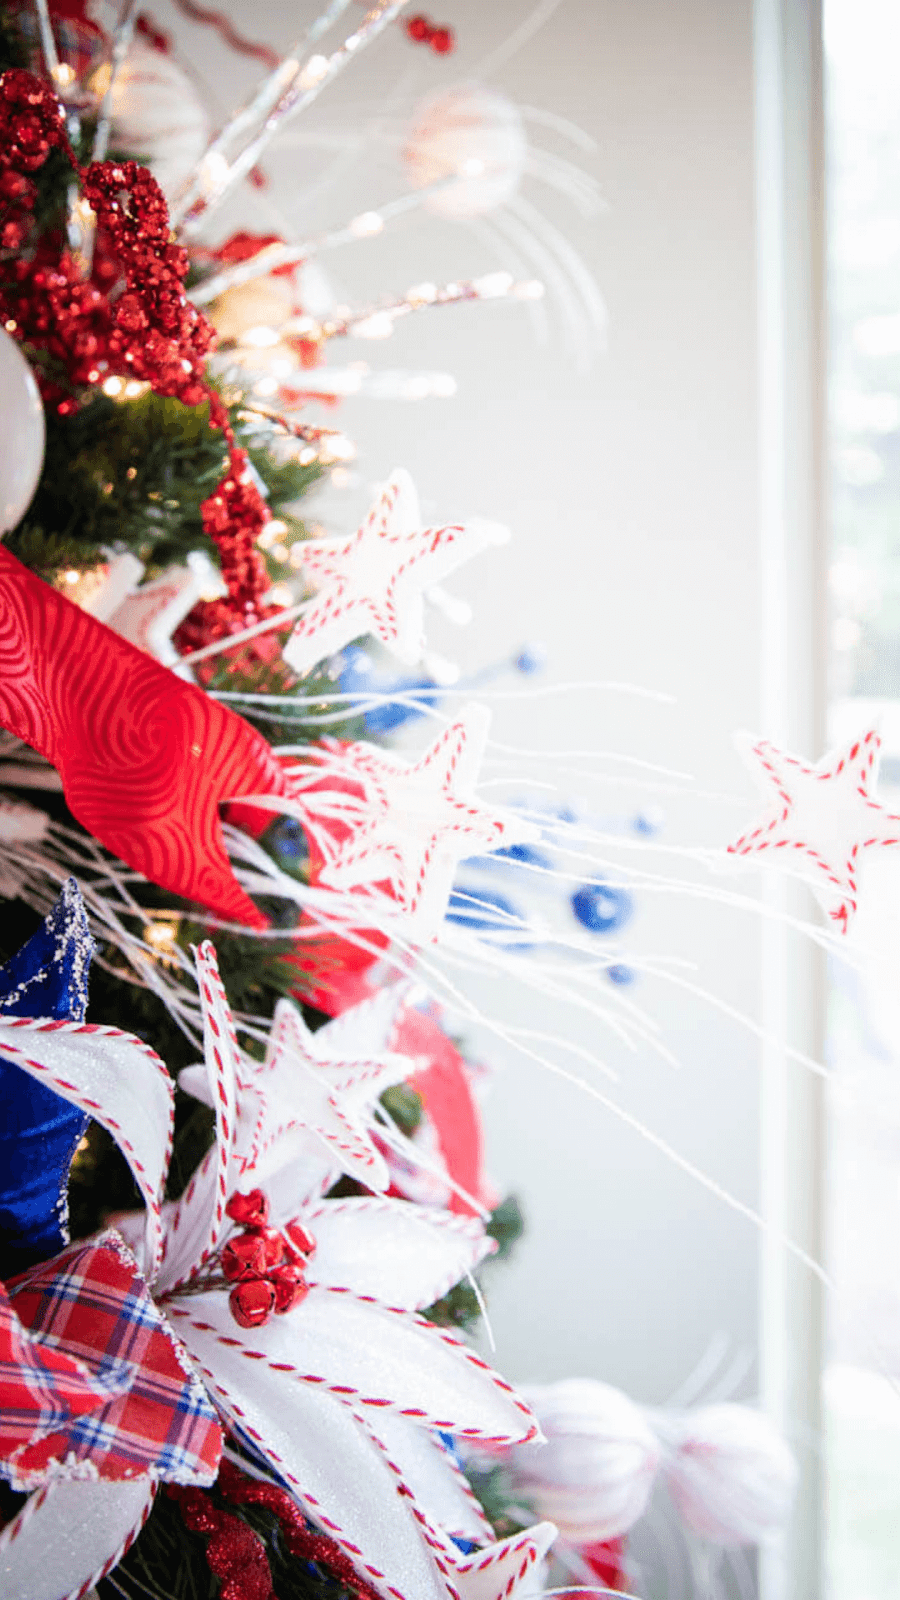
0,943,554,1600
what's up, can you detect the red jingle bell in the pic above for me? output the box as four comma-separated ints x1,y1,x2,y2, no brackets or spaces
430,25,454,53
406,14,432,41
225,1190,270,1229
229,1278,276,1329
285,1220,317,1260
271,1264,309,1315
258,1228,285,1269
221,1233,267,1282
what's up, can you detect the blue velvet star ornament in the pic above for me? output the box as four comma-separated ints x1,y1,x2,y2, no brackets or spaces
0,879,96,1277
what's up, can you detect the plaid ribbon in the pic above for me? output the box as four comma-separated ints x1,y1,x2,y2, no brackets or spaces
4,1232,221,1490
0,1276,113,1464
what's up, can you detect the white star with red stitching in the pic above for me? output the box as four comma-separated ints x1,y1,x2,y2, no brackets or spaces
299,704,540,938
282,468,508,675
727,727,900,931
179,987,411,1200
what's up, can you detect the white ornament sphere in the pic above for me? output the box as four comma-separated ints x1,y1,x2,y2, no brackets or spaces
403,84,527,218
110,43,211,201
662,1404,797,1547
509,1379,661,1543
0,329,45,534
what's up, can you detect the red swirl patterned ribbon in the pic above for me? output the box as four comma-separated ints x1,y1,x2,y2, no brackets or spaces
0,548,288,927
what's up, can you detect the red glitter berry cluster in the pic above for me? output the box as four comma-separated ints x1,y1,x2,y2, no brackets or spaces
215,1461,388,1600
199,394,271,615
405,13,455,52
80,159,214,404
0,69,69,250
222,1189,316,1329
169,1458,389,1600
169,1480,274,1600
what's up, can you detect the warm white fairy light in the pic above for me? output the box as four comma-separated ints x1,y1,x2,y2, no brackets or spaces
298,53,330,88
194,149,231,200
513,279,547,300
316,434,357,463
241,326,281,349
349,210,385,238
350,312,394,340
473,271,515,297
257,519,289,551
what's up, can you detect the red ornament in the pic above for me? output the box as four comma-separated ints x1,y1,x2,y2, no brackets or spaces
285,1219,317,1260
221,1234,268,1282
430,24,454,52
396,1006,490,1217
0,547,291,928
225,1190,269,1229
578,1535,630,1593
229,1277,276,1328
270,1262,308,1315
406,13,432,40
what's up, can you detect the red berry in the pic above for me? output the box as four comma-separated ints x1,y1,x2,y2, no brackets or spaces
285,1219,317,1260
430,25,454,53
226,1189,269,1228
221,1233,267,1281
406,14,432,41
271,1263,309,1315
229,1277,276,1328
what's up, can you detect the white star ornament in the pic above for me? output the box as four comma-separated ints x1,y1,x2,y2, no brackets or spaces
727,728,900,931
177,976,413,1218
300,703,540,939
283,468,508,675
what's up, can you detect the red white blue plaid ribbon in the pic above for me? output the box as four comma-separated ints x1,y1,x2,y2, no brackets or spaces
3,1231,221,1490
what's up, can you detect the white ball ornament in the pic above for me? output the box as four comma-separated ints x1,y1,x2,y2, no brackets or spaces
661,1403,798,1547
509,1378,661,1543
0,329,46,535
110,43,211,202
403,84,527,218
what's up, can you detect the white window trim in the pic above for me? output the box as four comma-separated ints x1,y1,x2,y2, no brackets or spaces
755,1,828,1595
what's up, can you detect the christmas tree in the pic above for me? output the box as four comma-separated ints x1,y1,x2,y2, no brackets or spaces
0,6,810,1598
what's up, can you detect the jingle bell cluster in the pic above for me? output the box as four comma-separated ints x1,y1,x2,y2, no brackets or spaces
221,1189,317,1329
